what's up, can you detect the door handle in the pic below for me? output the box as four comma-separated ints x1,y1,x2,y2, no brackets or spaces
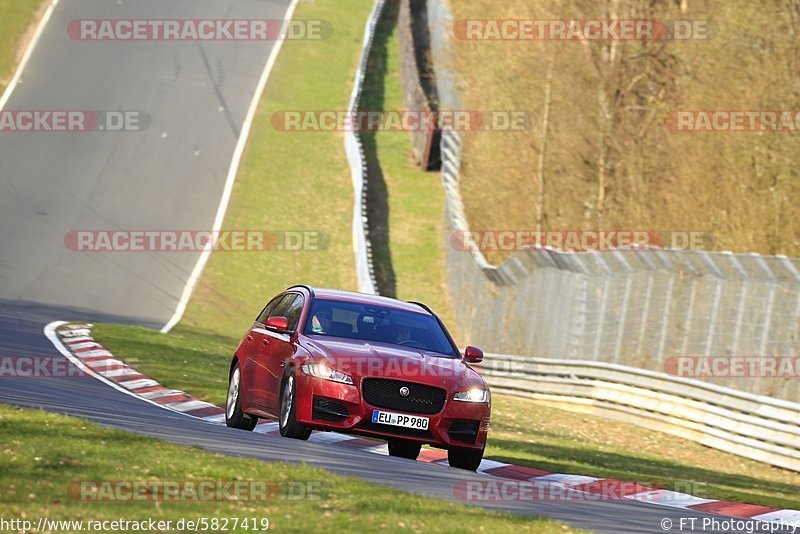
246,335,253,341
262,339,269,346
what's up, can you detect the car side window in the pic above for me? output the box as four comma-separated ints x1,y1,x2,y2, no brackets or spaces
269,294,296,320
256,295,283,324
284,294,305,331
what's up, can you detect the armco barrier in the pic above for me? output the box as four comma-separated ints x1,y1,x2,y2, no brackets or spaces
441,124,800,404
478,355,800,472
345,0,384,295
421,0,800,470
397,0,440,169
425,0,800,405
366,0,800,470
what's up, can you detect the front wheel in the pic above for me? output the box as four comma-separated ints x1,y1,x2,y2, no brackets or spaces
279,372,311,440
447,444,485,471
226,362,257,431
387,439,422,460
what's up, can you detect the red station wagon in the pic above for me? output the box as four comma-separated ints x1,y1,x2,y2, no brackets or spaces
225,285,491,470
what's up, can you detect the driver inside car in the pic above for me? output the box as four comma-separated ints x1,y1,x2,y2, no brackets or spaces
394,324,412,344
310,306,333,333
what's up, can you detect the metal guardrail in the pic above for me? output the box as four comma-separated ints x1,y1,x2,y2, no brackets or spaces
345,0,384,295
477,355,800,472
440,180,800,403
421,0,800,470
426,1,800,405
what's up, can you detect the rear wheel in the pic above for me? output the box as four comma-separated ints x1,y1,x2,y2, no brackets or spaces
279,372,312,440
447,444,485,471
226,362,257,431
387,439,422,460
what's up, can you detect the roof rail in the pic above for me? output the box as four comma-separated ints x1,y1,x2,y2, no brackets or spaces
287,284,315,297
407,301,433,315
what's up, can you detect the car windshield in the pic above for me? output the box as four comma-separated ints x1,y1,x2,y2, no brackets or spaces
303,299,458,356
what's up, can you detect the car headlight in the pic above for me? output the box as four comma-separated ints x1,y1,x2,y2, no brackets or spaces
453,388,489,403
301,362,353,385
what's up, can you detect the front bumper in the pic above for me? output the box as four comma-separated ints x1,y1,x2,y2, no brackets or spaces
295,374,489,450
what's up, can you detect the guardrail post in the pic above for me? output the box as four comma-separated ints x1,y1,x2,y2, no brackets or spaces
634,251,657,362
649,251,676,367
592,253,611,361
779,256,800,359
567,255,590,359
700,251,724,356
612,251,633,363
752,253,777,357
726,252,748,357
679,256,699,357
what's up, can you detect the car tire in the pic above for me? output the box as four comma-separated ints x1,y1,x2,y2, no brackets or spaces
447,444,485,471
226,361,258,431
387,439,422,460
279,371,312,440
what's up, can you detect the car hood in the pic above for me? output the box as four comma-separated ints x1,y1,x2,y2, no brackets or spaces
301,336,485,390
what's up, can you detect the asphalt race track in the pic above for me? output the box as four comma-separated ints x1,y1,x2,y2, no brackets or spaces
1,309,791,534
0,2,792,533
0,0,292,328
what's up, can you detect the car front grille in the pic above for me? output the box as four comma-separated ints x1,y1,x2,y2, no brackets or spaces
312,396,349,423
361,378,446,415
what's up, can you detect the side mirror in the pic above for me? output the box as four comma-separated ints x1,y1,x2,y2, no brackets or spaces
266,316,289,332
464,345,484,363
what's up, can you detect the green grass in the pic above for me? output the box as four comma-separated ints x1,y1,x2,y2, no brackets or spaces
85,0,800,514
0,405,577,533
352,1,800,512
180,0,370,338
486,396,800,510
179,0,457,339
360,0,457,331
92,323,800,510
0,0,43,94
0,3,581,529
93,323,236,407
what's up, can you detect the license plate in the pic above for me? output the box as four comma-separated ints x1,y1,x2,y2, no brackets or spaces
372,410,429,430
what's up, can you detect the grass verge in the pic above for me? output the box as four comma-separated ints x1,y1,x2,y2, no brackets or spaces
359,0,456,330
92,323,800,510
346,1,800,511
487,395,800,510
178,0,370,338
0,405,576,532
85,0,800,514
178,0,456,338
0,2,578,528
0,0,44,94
